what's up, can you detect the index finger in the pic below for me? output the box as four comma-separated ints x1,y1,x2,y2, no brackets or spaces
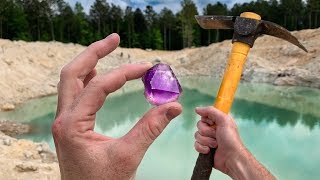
61,33,120,80
57,34,120,115
69,63,153,132
195,106,232,126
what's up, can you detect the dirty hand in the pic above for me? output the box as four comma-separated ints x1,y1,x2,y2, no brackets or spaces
52,33,182,180
194,107,275,179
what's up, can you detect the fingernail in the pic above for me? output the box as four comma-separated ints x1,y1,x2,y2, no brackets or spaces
195,107,202,112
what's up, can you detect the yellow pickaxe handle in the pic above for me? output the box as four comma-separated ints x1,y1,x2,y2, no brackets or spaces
191,12,261,180
214,41,250,113
214,12,261,113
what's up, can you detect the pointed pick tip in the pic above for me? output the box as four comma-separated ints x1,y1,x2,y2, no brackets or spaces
297,42,308,53
301,46,308,53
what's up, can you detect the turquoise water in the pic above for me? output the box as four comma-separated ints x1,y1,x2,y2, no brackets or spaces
1,77,320,179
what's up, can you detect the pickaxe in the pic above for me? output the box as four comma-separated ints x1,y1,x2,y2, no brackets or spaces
191,12,307,180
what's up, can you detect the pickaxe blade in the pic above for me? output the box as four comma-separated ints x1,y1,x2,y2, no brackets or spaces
195,15,235,29
260,20,308,52
195,15,308,52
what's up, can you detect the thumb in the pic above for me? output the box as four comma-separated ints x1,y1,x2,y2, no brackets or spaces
122,102,182,151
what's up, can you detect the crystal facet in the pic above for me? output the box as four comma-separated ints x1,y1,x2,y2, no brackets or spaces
142,63,182,105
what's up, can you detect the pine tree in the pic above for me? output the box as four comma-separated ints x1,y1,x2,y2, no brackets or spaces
179,0,199,48
160,8,175,50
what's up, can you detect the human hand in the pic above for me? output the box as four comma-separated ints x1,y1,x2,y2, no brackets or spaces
52,33,182,180
194,106,245,174
194,107,275,179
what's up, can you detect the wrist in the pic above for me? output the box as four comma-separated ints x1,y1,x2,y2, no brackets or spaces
225,147,276,180
225,145,249,179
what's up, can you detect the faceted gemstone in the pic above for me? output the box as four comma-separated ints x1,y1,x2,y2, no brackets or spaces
142,63,182,105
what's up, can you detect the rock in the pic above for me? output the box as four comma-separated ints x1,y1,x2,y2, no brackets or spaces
15,163,38,172
178,56,189,64
3,58,13,66
24,151,34,159
0,133,60,178
47,49,55,58
153,57,162,64
3,138,11,146
36,143,58,163
36,145,43,153
1,103,15,111
0,120,31,137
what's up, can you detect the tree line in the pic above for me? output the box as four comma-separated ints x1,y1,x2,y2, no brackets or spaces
0,0,319,50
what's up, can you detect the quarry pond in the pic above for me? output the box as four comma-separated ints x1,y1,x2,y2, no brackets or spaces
1,77,319,180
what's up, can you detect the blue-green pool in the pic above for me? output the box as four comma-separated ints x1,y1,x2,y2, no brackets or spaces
1,77,319,179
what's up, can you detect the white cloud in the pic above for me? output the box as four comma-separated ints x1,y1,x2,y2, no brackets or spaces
109,0,129,9
152,2,181,13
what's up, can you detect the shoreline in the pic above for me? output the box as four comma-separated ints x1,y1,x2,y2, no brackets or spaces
1,29,320,111
2,76,320,121
2,73,320,112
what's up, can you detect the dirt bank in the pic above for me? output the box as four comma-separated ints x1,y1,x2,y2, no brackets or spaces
1,28,319,111
0,131,59,179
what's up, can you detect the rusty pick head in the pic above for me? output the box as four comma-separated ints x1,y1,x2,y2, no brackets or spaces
195,15,308,52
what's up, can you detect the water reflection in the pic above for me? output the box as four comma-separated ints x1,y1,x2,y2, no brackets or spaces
232,99,319,130
1,78,320,179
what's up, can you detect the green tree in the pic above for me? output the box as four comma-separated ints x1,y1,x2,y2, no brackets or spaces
307,0,320,28
110,4,123,34
1,0,29,40
280,0,305,30
54,1,74,42
144,5,162,49
89,0,110,40
203,2,228,44
123,6,134,47
133,8,146,48
179,0,199,48
74,2,91,44
159,7,175,50
45,0,58,41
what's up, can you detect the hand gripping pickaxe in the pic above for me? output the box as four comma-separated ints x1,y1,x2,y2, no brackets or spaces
191,12,307,180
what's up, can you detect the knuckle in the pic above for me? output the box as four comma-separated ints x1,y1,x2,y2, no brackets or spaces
119,64,131,70
60,65,72,78
57,81,61,90
113,67,127,81
194,132,198,139
194,142,200,150
88,77,102,87
52,117,63,140
207,106,215,111
148,120,163,140
88,41,99,52
198,127,208,136
196,120,201,129
88,41,104,59
212,141,218,148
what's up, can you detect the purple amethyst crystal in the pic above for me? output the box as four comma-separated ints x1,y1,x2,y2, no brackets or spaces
142,63,182,105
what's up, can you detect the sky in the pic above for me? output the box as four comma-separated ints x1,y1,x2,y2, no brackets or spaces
66,0,253,14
